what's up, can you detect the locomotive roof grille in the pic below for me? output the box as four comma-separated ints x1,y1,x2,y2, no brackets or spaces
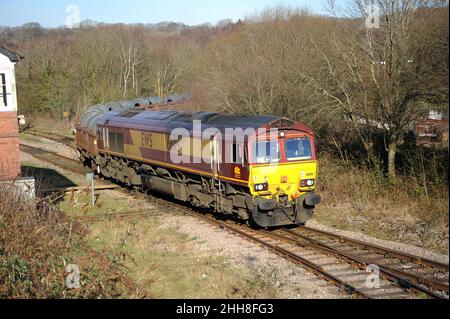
144,111,178,120
120,109,144,118
114,110,288,129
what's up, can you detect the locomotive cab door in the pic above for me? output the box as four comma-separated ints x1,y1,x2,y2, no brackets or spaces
211,135,221,178
210,135,223,212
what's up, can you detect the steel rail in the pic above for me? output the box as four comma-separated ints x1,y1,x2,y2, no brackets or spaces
24,130,75,149
214,220,369,299
276,229,447,299
298,226,449,271
20,143,86,175
74,209,165,223
40,185,120,193
72,188,370,298
26,128,75,141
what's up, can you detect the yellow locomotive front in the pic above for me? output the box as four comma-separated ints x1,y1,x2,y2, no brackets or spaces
248,130,321,227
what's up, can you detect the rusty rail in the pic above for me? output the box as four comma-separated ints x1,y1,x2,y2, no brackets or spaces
299,226,449,271
24,129,75,149
20,143,86,177
276,229,448,299
41,185,120,193
73,209,165,223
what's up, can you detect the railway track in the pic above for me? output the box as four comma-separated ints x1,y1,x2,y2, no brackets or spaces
136,191,450,299
23,128,76,149
134,193,371,299
20,143,86,175
274,228,448,299
99,193,449,299
73,208,166,223
20,139,449,300
297,226,449,270
281,228,449,293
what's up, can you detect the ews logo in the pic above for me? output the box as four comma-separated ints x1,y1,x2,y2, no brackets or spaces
142,132,153,148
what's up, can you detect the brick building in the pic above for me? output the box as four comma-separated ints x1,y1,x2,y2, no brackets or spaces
0,46,22,181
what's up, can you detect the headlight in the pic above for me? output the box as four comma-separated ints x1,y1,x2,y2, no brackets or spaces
254,183,269,192
301,179,315,187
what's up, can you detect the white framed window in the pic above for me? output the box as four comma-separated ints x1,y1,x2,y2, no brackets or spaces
230,143,245,164
252,141,280,164
285,138,312,161
0,73,7,107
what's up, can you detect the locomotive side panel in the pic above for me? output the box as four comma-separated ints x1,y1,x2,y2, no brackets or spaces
97,126,250,186
75,125,98,159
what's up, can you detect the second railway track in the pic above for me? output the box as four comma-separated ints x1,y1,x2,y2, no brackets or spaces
280,228,449,292
23,128,76,148
20,137,450,300
20,143,85,175
274,228,448,298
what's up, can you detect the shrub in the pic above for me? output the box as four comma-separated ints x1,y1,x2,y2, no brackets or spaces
0,184,144,298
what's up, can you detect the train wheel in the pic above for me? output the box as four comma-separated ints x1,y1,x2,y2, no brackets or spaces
246,215,262,229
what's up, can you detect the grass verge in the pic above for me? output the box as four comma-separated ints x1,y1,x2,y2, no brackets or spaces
316,153,449,254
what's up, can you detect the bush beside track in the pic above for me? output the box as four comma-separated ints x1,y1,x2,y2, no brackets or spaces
0,185,145,298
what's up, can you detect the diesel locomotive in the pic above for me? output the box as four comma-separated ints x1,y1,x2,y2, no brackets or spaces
75,95,321,227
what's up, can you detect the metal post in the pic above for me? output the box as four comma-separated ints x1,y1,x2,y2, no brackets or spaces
91,175,95,207
86,173,95,207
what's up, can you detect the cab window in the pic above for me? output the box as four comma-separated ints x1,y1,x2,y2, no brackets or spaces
285,138,312,161
252,141,280,164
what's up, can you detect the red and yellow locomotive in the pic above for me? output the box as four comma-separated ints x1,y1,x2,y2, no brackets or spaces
76,96,321,227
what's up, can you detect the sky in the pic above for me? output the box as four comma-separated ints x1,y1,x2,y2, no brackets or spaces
0,0,343,28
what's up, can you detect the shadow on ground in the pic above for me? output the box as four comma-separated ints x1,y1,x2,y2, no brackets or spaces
21,166,77,201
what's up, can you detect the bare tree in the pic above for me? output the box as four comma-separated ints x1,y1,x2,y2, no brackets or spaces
313,0,449,179
149,39,200,100
120,36,142,97
202,6,329,121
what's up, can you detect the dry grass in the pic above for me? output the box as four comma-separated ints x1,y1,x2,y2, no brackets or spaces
0,184,144,298
51,185,280,299
27,116,74,137
316,153,449,254
86,217,281,299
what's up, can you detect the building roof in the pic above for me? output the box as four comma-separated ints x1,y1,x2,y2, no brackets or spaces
0,46,23,62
